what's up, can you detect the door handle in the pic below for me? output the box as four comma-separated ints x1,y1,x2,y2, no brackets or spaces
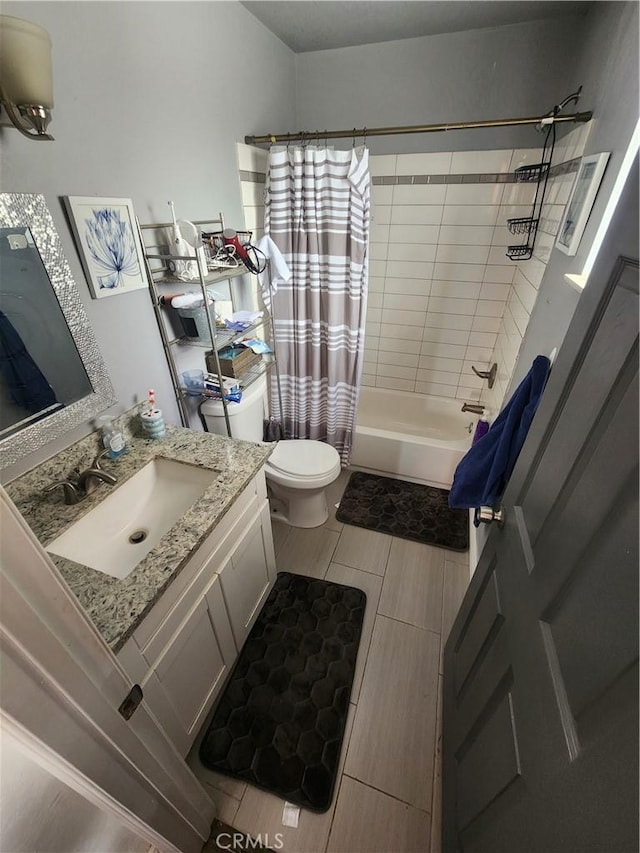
118,684,143,720
477,506,506,527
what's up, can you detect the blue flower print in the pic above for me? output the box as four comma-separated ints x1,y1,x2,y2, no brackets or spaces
84,208,140,289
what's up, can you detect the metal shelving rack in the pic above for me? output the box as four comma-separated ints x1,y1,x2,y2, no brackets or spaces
138,213,278,437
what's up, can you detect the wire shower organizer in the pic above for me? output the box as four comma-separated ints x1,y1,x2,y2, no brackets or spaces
505,121,559,261
506,154,554,261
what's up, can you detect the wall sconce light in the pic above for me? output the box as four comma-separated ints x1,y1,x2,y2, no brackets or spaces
0,15,54,141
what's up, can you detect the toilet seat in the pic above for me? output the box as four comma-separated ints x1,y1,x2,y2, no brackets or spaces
265,440,341,490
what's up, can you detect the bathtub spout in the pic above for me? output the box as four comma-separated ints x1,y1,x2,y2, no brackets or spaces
461,403,485,414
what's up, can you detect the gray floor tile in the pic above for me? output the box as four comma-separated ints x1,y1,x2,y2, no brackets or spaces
325,562,383,703
203,784,243,826
327,776,431,853
378,539,445,633
276,526,340,579
445,545,470,568
332,525,392,576
345,614,440,811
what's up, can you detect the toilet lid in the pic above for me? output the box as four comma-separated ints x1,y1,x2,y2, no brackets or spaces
267,440,340,478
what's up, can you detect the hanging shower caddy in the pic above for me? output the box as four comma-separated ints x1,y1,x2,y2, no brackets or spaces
506,159,553,261
503,89,585,262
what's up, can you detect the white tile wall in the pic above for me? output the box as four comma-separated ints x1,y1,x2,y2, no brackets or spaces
364,148,539,403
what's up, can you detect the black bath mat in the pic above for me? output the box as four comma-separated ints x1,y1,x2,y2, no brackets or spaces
336,471,469,551
199,572,366,812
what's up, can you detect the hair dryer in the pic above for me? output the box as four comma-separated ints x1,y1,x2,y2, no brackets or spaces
222,228,252,265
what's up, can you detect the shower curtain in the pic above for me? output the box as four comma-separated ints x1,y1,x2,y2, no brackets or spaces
265,145,370,465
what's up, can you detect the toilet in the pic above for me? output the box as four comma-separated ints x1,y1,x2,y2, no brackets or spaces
200,378,341,528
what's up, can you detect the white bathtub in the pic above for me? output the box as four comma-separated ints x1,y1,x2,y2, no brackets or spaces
351,387,475,489
351,386,481,577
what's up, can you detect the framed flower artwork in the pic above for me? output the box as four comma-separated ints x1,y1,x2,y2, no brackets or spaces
555,152,610,256
64,197,147,298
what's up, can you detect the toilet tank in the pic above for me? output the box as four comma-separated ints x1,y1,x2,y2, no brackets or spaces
200,376,266,442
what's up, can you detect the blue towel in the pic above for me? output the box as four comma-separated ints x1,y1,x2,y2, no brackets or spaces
449,356,551,511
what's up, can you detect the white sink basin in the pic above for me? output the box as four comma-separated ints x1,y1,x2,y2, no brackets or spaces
47,458,219,580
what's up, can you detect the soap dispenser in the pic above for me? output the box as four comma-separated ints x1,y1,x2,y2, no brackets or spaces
97,416,127,459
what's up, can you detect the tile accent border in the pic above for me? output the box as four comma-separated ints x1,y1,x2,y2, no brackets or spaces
372,172,517,186
239,170,266,183
371,157,580,187
240,159,580,187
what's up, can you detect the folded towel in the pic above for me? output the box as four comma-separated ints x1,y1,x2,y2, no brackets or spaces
263,417,285,442
449,356,551,510
472,419,490,445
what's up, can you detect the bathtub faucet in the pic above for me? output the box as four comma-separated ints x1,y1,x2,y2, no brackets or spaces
461,403,485,415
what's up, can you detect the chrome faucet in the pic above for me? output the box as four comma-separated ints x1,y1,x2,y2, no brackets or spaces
461,403,485,415
44,450,117,505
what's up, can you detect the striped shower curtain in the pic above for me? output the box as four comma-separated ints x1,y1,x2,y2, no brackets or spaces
265,145,370,466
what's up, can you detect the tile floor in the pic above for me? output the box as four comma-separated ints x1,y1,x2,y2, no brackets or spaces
189,471,470,853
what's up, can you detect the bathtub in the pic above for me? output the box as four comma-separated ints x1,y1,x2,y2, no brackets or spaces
351,387,475,489
351,386,481,577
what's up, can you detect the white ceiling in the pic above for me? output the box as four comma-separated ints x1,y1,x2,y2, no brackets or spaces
240,1,593,53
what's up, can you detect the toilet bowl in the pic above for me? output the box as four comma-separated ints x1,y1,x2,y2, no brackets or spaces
200,379,341,528
265,439,341,528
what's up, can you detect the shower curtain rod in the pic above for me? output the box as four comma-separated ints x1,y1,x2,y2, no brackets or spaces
244,110,592,146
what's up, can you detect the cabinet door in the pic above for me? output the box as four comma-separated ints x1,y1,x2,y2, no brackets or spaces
219,504,275,649
151,576,236,756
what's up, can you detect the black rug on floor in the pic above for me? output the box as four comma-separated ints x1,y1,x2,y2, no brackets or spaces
336,471,469,551
199,572,366,813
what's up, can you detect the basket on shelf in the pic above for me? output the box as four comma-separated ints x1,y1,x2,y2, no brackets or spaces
206,344,261,378
201,229,253,272
514,163,549,183
506,244,534,260
507,217,538,236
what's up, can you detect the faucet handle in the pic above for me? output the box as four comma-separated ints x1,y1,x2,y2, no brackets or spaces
44,481,80,505
92,448,111,470
471,363,498,388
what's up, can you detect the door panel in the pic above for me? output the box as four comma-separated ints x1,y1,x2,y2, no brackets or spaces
443,162,639,853
219,507,274,648
456,689,521,831
520,261,638,546
453,565,503,697
155,599,227,733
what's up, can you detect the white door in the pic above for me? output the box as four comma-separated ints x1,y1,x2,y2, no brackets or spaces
0,488,215,853
442,159,639,852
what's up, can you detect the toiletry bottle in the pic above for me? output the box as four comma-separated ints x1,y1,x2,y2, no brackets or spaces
140,389,166,439
98,416,127,459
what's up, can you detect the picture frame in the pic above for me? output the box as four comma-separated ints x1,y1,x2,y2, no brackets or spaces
555,152,610,256
64,196,147,298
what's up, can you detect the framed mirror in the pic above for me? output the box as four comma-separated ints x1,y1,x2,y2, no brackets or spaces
0,193,115,468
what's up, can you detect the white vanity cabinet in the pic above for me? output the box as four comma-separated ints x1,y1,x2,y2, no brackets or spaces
117,470,275,756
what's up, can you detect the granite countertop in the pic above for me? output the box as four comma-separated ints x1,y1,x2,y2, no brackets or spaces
5,417,272,652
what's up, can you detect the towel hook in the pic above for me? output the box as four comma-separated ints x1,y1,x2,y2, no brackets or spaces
471,363,498,389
